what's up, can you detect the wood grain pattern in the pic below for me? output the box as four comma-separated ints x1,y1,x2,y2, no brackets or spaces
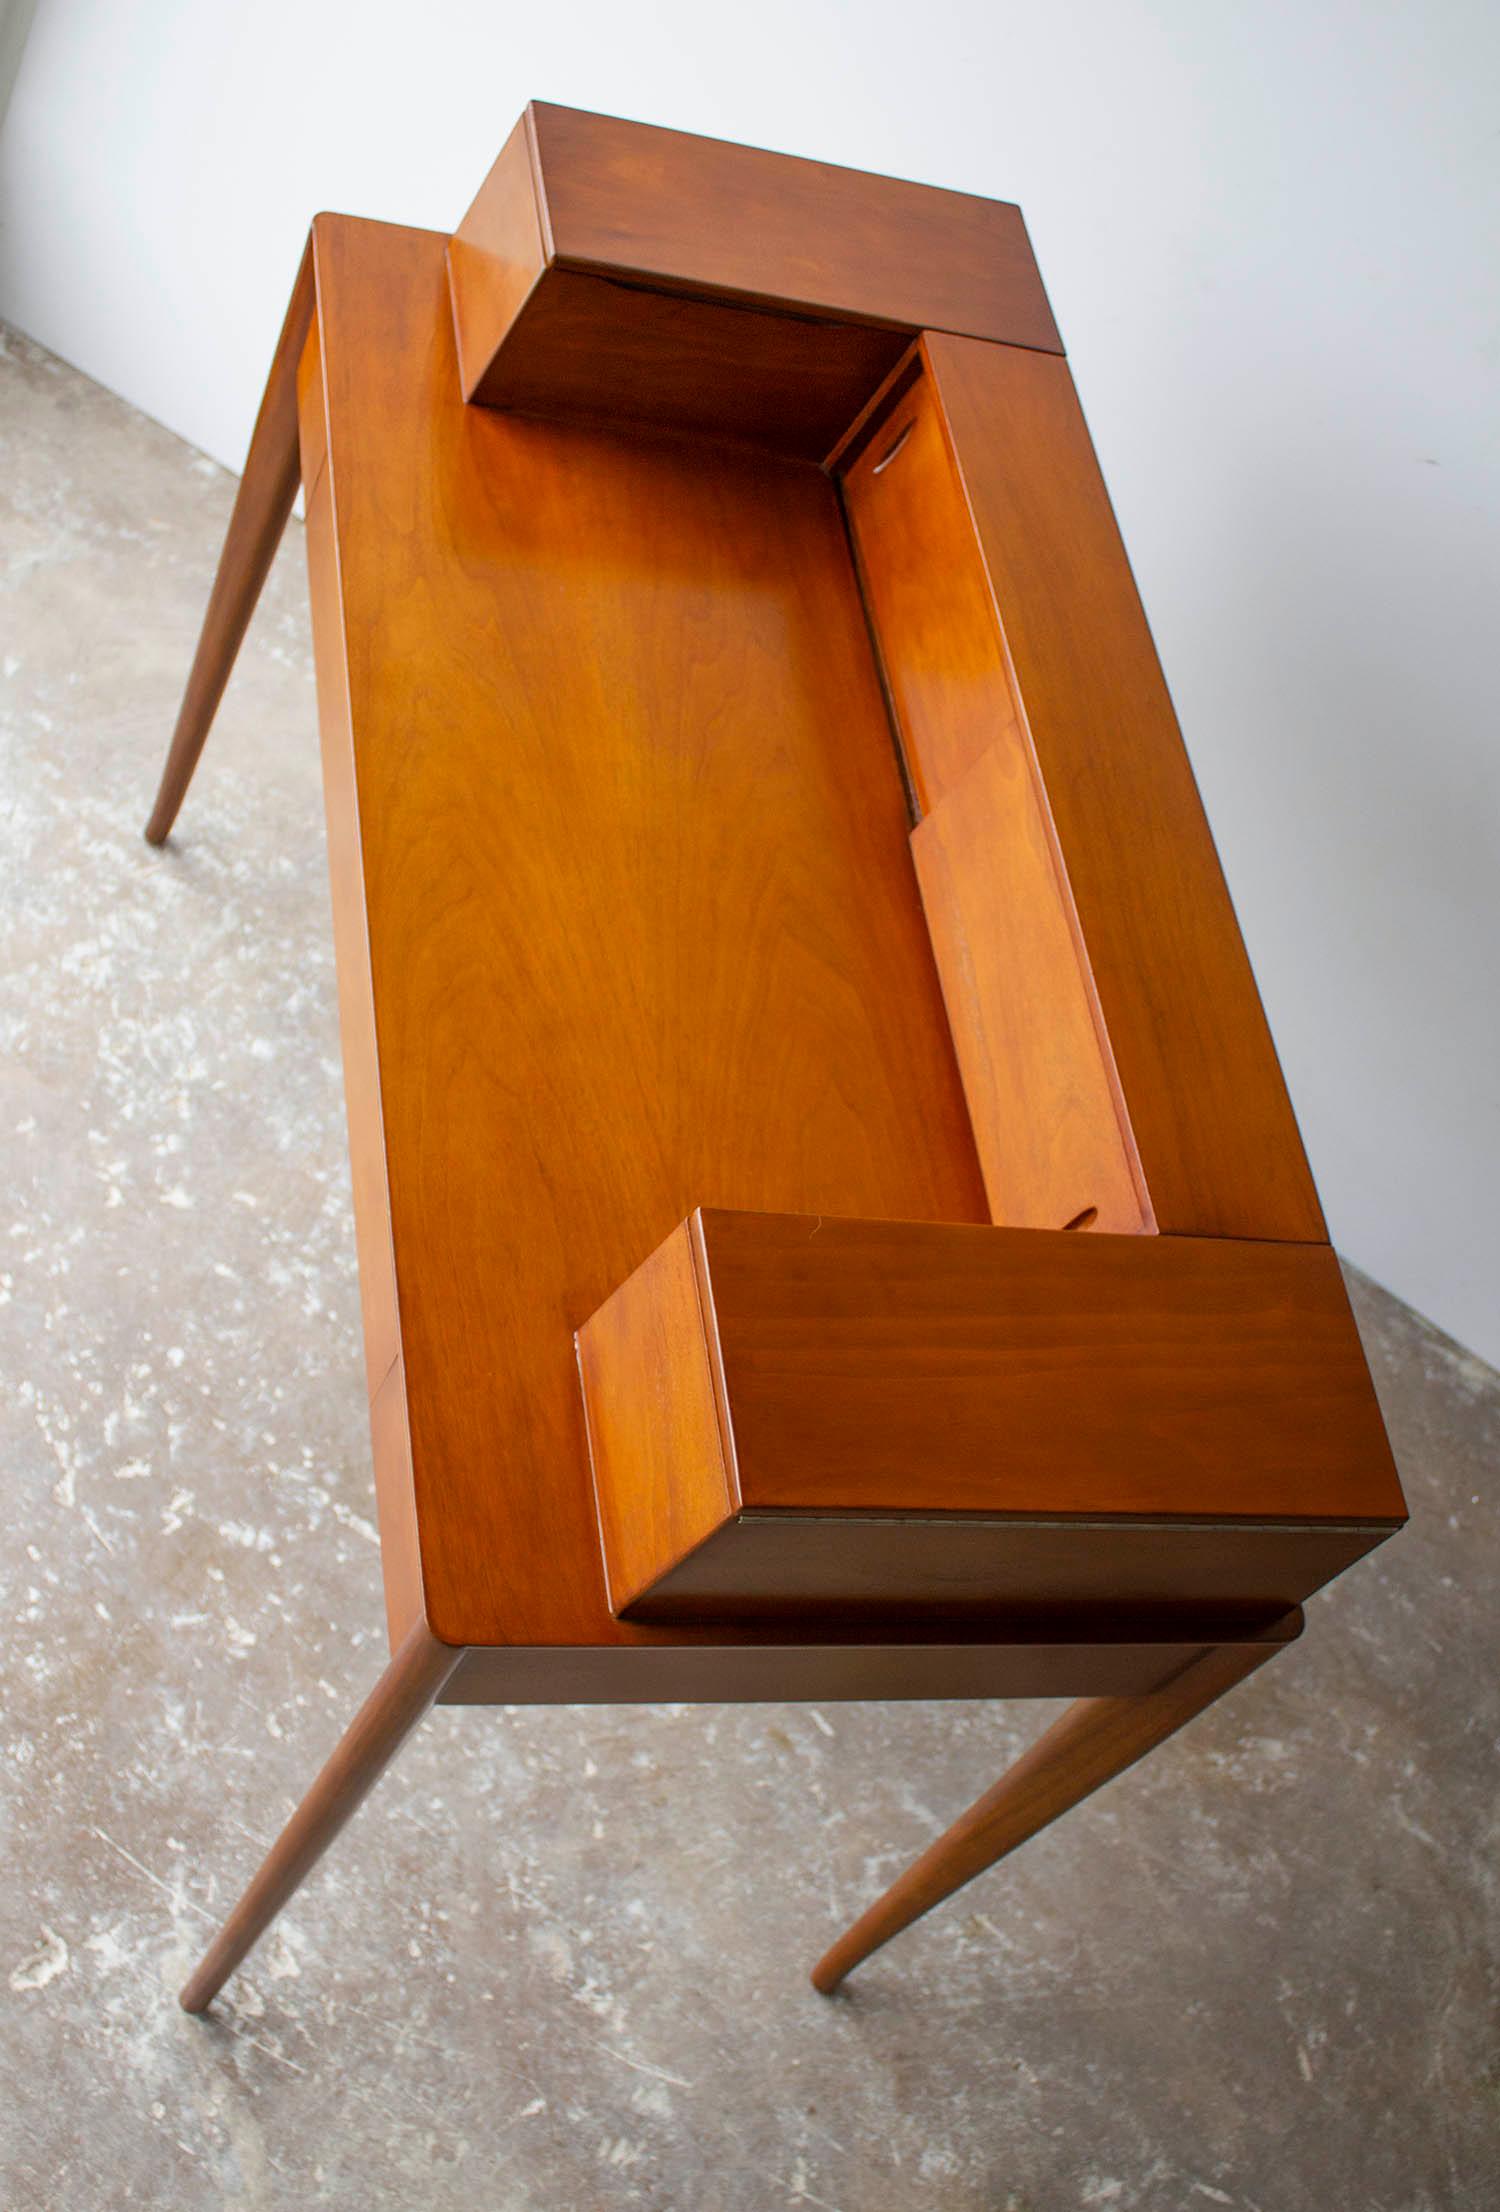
307,213,990,1660
922,333,1325,1243
578,1208,1403,1620
811,1617,1297,1990
155,121,1399,2011
449,103,1058,453
840,373,1023,814
459,264,909,461
912,744,1150,1235
465,100,1061,347
697,1213,1397,1518
447,111,547,403
299,326,398,1403
578,1220,737,1619
299,307,426,1648
841,369,1147,1233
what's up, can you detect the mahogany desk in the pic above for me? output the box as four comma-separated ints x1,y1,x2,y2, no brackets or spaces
144,106,1405,2016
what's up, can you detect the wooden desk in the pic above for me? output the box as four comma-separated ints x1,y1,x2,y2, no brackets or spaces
144,107,1404,2018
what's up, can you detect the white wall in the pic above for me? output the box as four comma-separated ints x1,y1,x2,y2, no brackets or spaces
0,2,38,132
3,0,1497,1361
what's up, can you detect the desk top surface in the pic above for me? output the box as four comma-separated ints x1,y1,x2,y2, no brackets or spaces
305,215,994,1659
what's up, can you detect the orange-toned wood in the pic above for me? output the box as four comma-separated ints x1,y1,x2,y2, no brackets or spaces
840,373,1023,815
921,333,1325,1244
912,745,1149,1234
456,261,911,462
146,115,1405,2012
299,335,397,1403
446,112,546,398
296,311,328,490
449,103,1059,452
179,1621,460,2012
367,1354,424,1651
579,1209,1403,1621
298,304,423,1645
156,237,1315,1751
305,212,990,1663
528,103,1062,345
144,241,314,844
578,1221,735,1621
841,370,1148,1234
812,1616,1297,1991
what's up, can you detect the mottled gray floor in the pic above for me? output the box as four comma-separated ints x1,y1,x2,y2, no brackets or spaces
1,320,1496,2212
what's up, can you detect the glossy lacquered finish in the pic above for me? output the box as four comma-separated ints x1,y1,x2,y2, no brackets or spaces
840,370,1022,815
448,103,1060,453
912,746,1150,1235
840,370,1152,1236
579,1209,1402,1621
145,105,1404,2012
920,333,1326,1243
304,212,995,1670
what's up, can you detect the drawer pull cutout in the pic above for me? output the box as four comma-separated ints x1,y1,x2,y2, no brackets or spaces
872,420,915,475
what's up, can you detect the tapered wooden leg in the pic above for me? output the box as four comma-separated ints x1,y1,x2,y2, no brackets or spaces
179,1621,460,2013
811,1617,1300,1993
145,241,316,845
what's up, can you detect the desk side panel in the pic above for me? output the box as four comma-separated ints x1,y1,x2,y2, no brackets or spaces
924,333,1325,1244
299,304,424,1647
841,373,1150,1236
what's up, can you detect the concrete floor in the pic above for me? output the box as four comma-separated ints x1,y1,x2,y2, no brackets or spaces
1,319,1496,2212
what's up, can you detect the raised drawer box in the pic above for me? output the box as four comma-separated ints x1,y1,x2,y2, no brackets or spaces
577,1208,1404,1625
